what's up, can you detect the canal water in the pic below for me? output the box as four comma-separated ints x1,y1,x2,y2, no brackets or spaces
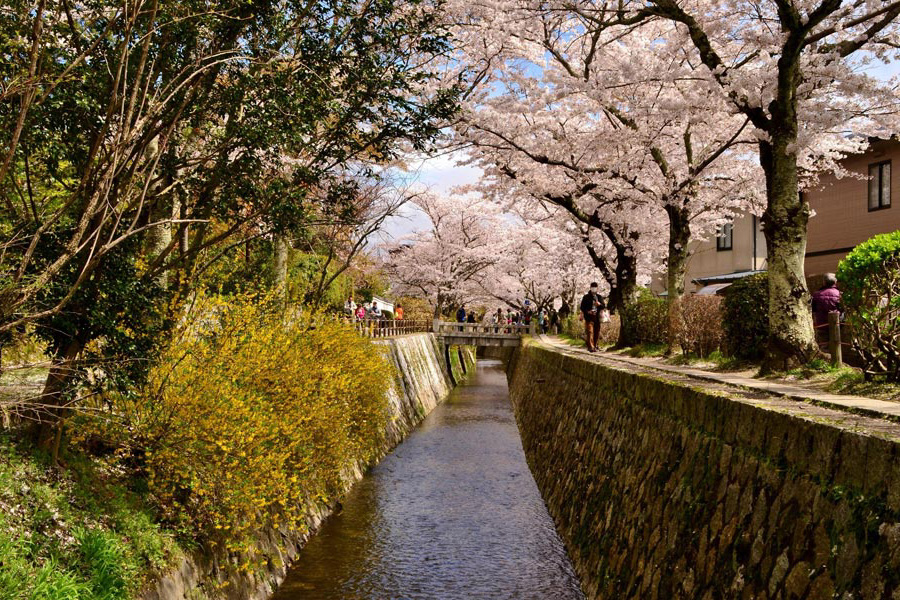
271,359,584,600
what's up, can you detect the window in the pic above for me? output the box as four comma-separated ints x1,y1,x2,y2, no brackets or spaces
869,161,891,211
716,222,733,251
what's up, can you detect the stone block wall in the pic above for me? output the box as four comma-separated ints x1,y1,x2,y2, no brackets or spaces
508,341,900,600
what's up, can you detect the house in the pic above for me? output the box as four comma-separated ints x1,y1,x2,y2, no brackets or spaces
650,210,767,295
804,138,900,282
651,138,900,295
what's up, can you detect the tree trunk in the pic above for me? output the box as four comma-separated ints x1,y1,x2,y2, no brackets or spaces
614,242,640,348
33,337,83,451
273,235,289,295
759,139,819,371
665,204,691,301
665,204,692,352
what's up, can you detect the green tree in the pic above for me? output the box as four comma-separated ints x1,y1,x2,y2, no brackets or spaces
1,0,459,447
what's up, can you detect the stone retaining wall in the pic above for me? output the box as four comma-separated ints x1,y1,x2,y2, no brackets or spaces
145,334,474,600
508,341,900,600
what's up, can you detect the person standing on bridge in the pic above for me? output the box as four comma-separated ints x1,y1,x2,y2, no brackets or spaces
456,305,467,332
580,282,606,353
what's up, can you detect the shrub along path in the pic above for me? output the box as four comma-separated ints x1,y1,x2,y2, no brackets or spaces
541,336,900,422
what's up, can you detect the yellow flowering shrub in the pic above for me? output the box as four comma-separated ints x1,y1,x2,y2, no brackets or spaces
96,295,392,552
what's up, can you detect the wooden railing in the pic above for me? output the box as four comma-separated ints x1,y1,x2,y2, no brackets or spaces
352,319,432,338
434,321,534,336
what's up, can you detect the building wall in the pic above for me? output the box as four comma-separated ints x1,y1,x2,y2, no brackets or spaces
805,138,900,277
650,211,766,294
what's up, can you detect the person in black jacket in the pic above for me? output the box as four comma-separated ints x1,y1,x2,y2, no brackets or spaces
580,282,606,352
456,306,467,331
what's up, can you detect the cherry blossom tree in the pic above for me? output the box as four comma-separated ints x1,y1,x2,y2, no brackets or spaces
383,193,504,317
642,0,900,368
459,0,900,367
448,11,764,309
473,213,597,313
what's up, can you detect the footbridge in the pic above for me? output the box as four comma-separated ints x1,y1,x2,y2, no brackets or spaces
352,318,535,347
433,321,534,347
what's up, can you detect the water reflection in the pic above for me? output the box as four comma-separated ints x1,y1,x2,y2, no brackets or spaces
271,360,584,600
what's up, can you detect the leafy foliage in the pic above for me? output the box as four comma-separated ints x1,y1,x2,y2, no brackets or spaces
722,273,769,360
620,290,669,347
837,232,900,381
0,434,177,600
81,295,392,553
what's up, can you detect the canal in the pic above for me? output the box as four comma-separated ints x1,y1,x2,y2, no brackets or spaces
271,359,584,600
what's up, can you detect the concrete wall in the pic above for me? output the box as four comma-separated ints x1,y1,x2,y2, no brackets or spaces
508,341,900,600
145,334,473,600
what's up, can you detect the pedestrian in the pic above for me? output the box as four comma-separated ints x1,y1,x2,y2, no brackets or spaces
355,304,366,321
811,273,842,341
371,302,382,319
467,310,476,324
395,304,404,320
456,305,466,331
580,282,606,352
344,295,356,317
549,307,559,334
495,308,503,333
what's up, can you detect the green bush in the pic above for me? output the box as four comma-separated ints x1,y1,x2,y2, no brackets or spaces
722,273,769,359
722,273,769,360
621,290,669,346
837,231,900,380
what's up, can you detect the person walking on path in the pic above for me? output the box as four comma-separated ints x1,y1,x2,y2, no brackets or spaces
467,310,476,324
812,273,843,342
395,304,404,320
580,282,606,352
456,305,467,331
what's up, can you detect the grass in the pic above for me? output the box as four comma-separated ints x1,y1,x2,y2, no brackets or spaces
824,370,900,402
0,432,181,600
670,350,758,373
559,333,586,348
620,343,667,358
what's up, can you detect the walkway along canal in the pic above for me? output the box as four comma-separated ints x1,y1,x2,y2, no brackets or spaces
271,359,584,599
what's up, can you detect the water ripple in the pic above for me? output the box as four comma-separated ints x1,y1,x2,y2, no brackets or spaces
271,360,585,600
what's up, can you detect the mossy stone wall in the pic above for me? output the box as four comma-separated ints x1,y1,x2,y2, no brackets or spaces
508,341,900,600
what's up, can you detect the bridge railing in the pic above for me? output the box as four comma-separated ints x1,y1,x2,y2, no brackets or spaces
434,321,534,336
351,318,433,339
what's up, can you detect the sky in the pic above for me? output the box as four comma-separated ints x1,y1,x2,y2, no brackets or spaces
379,150,482,243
